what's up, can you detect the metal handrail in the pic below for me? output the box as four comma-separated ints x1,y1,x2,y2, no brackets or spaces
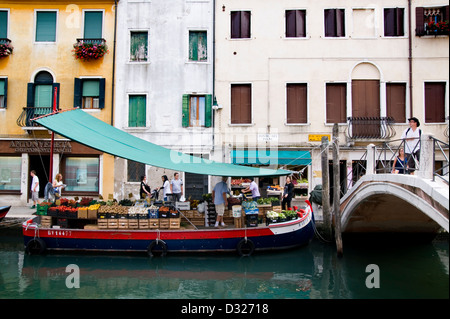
16,107,54,127
431,136,449,184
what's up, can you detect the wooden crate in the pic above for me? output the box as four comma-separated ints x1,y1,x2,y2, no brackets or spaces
159,219,169,229
128,219,139,229
84,224,99,230
139,219,149,229
234,217,244,228
98,219,108,229
149,219,159,229
118,220,129,229
107,219,118,229
169,218,181,229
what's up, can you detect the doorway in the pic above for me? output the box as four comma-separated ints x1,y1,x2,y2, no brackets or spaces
29,155,50,200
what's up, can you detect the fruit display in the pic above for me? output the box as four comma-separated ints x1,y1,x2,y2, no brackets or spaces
231,178,252,186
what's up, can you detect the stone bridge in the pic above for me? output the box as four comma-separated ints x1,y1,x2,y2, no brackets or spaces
339,133,449,235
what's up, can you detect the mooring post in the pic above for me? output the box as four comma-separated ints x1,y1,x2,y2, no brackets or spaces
332,124,343,257
321,136,332,239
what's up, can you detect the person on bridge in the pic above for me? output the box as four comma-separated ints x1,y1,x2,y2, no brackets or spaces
401,117,421,174
392,148,408,174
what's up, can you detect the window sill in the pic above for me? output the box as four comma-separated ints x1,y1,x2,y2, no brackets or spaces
228,123,254,127
285,123,310,126
81,109,101,113
127,61,151,65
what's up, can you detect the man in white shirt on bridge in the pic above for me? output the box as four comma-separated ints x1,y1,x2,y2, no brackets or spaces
401,117,421,174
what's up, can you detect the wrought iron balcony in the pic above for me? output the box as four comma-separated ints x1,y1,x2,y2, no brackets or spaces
0,38,11,44
346,116,396,140
76,38,106,45
17,107,54,128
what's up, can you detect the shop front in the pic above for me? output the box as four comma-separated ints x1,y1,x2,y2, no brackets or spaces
0,137,103,205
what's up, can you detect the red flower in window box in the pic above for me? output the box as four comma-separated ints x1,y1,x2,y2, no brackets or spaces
0,42,13,58
73,40,109,61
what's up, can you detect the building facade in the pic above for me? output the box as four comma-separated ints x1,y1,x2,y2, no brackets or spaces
0,0,117,205
213,0,449,198
114,0,214,200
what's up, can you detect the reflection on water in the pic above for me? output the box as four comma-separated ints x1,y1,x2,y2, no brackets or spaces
0,226,448,299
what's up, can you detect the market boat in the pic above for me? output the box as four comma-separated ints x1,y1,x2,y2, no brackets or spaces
22,204,314,257
0,205,11,222
22,109,310,256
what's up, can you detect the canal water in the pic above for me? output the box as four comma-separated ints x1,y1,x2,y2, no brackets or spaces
0,224,448,300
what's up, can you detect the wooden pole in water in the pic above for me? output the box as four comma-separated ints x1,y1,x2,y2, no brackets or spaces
332,124,343,257
321,136,332,240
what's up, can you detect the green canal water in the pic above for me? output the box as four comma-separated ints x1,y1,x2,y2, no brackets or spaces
0,225,448,300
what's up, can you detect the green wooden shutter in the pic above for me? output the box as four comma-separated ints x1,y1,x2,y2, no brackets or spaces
0,78,6,108
0,11,8,38
182,94,190,127
198,31,207,61
205,94,212,127
189,32,198,61
189,31,207,61
74,78,82,108
98,78,105,109
84,11,103,39
27,83,35,108
129,95,146,127
35,85,52,108
130,32,148,61
36,11,57,42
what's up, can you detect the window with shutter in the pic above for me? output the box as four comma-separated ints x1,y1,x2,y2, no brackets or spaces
326,83,346,124
128,95,146,127
0,10,8,38
0,78,6,108
36,11,57,42
130,31,148,62
384,8,405,37
231,11,251,39
425,82,446,123
189,31,207,61
386,83,406,123
286,10,306,38
286,84,307,124
231,84,252,124
84,11,103,39
324,9,345,37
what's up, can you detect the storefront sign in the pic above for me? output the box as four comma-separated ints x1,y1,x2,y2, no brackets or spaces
9,140,72,153
308,134,331,142
257,133,279,142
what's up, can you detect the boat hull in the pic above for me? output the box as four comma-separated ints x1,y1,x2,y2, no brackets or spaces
0,206,11,222
23,208,314,255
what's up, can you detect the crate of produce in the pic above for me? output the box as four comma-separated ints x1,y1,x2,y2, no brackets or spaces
159,219,169,229
169,217,181,229
148,208,159,219
245,214,258,227
149,219,160,229
78,207,88,219
40,216,52,227
169,210,179,218
36,204,49,216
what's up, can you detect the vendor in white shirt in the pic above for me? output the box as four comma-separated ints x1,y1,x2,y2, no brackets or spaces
242,178,261,201
401,117,421,174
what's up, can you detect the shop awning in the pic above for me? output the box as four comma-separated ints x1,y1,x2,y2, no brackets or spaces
232,150,311,166
33,109,291,177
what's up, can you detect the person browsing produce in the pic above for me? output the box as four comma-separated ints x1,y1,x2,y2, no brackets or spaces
212,176,229,228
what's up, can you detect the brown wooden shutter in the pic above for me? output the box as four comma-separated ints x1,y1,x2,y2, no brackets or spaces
415,7,424,36
352,80,380,117
287,84,307,124
286,10,296,37
386,83,406,123
336,9,345,37
241,11,251,38
231,84,251,124
425,82,446,123
324,9,335,37
231,11,241,38
326,83,346,123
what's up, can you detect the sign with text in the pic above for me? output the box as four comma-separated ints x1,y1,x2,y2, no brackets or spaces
10,140,72,153
308,134,331,142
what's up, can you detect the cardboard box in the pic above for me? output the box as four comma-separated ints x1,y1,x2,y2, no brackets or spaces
78,209,88,219
88,209,98,220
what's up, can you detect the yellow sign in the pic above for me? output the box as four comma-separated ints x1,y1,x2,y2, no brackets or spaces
308,134,331,142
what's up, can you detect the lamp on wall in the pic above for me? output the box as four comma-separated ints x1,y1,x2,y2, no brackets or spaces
212,96,222,110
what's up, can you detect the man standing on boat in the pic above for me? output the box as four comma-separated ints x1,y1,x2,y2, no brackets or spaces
212,176,229,228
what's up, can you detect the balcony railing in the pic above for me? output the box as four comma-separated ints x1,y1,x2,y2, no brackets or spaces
0,38,11,44
76,38,106,45
17,107,54,128
346,117,396,140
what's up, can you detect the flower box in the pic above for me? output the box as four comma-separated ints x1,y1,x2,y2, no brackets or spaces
73,38,108,61
0,39,13,58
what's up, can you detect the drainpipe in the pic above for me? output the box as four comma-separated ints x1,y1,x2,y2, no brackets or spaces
111,0,118,126
212,0,216,152
408,0,413,117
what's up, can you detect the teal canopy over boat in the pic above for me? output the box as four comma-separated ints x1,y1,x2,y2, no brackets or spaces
33,109,291,177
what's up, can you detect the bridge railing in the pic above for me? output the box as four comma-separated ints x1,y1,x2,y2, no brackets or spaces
342,134,449,196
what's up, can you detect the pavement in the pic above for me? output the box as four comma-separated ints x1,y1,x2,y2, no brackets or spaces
4,205,36,220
